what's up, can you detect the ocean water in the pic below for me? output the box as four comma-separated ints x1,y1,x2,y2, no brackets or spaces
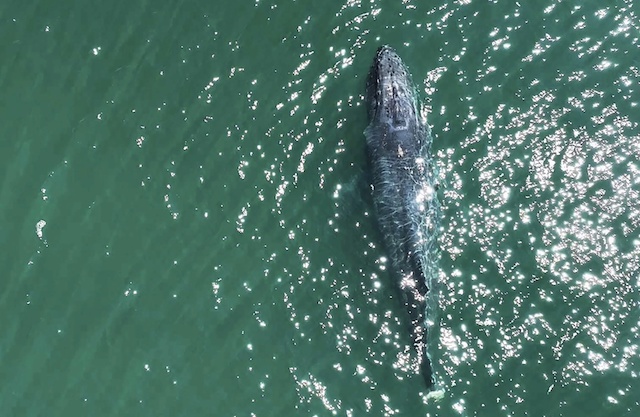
1,0,638,416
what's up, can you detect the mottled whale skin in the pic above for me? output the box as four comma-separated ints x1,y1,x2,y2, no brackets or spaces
365,46,439,389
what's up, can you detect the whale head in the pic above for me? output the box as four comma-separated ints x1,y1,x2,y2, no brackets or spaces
366,46,419,130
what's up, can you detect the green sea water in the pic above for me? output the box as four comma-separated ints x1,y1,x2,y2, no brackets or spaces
1,0,639,416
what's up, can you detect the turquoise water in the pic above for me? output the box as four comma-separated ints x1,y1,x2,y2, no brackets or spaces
1,0,639,416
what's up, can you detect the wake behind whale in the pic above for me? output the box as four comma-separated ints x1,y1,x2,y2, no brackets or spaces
364,46,441,393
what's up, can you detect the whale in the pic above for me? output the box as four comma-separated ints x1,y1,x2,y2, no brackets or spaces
364,46,440,390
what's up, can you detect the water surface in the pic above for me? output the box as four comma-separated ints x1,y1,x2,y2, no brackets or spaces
1,0,638,416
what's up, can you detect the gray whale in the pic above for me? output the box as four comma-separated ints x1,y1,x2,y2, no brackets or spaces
365,46,439,389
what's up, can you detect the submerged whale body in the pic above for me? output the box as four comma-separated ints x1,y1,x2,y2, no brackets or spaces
365,46,440,390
